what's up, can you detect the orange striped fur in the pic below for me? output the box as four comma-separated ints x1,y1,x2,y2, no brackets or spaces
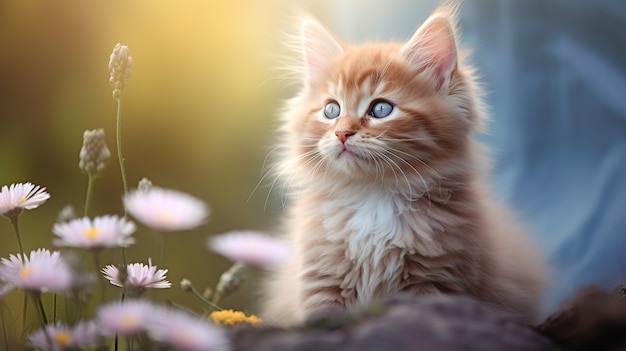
261,5,546,327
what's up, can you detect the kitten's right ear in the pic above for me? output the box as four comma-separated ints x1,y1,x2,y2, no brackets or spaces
301,19,343,85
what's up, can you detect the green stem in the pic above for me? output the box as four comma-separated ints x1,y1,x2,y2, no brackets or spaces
115,95,129,215
0,304,9,351
93,251,105,302
84,172,95,217
33,293,53,350
52,294,57,324
34,294,48,326
9,215,24,256
188,285,222,312
21,292,27,334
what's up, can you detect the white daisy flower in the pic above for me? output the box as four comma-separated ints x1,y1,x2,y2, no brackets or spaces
0,249,72,296
96,299,155,337
52,215,136,250
102,258,171,293
28,321,99,351
208,231,292,268
0,182,50,216
148,308,229,351
124,187,209,232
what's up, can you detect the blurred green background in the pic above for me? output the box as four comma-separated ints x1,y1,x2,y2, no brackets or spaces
0,0,319,327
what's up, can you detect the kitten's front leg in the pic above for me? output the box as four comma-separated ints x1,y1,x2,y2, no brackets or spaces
300,276,346,324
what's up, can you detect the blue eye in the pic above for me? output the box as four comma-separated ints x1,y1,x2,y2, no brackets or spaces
324,102,341,119
370,101,393,118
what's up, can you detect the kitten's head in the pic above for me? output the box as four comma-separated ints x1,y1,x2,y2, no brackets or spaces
279,6,485,193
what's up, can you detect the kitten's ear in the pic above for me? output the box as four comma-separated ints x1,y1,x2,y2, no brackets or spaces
401,13,458,91
301,19,343,84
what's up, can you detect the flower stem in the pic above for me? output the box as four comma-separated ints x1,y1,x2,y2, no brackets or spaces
1,302,10,351
187,284,222,312
34,294,48,326
9,215,25,256
21,294,27,335
53,294,57,323
33,293,53,350
93,251,105,302
115,95,129,215
84,172,96,217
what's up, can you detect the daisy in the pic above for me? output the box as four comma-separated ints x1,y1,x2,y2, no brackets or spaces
0,249,72,296
102,258,170,294
52,215,136,250
208,231,292,268
96,299,155,337
124,187,209,232
149,308,229,351
0,182,50,217
28,321,99,351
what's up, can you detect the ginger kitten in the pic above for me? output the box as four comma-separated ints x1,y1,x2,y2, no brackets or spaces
261,5,545,327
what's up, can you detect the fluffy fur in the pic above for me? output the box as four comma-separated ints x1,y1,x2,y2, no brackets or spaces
261,4,545,327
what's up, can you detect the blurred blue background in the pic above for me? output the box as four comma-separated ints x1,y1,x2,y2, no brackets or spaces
303,0,626,314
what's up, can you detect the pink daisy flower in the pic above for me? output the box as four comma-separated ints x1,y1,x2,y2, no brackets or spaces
0,249,72,296
0,182,50,216
96,299,155,337
52,215,136,250
208,231,292,268
28,321,98,351
149,308,229,351
102,258,171,293
123,187,209,232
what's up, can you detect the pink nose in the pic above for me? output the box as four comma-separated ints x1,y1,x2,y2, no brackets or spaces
335,131,355,144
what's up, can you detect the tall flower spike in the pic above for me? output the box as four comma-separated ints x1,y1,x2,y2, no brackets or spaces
109,43,133,98
79,129,111,174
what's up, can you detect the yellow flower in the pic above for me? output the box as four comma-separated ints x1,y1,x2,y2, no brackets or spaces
209,309,262,326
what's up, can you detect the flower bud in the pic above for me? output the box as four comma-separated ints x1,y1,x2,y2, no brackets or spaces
215,262,246,300
137,178,153,192
180,279,194,292
109,43,133,98
79,129,111,174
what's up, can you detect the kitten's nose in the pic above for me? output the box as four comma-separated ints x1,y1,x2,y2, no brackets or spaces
335,130,355,144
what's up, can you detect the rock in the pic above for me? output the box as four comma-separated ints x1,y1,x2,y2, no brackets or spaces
537,286,626,351
229,294,561,351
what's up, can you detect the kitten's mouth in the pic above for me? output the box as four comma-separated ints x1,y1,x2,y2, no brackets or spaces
338,146,359,159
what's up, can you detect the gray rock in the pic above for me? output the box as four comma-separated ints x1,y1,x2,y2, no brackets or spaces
230,294,561,351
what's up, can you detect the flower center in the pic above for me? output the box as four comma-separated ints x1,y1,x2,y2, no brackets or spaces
121,315,139,329
157,211,175,226
54,332,72,346
84,227,100,239
20,267,34,279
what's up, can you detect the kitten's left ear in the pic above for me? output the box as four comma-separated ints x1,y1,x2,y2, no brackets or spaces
401,13,458,91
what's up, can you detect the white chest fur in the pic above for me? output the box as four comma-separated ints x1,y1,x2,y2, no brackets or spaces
319,188,438,304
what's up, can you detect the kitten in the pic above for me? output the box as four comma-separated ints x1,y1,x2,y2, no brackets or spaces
261,4,546,327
